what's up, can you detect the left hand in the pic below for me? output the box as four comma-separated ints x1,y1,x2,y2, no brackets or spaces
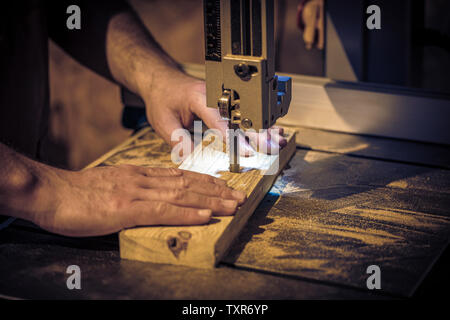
142,71,287,156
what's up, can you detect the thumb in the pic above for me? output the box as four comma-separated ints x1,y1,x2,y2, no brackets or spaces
190,91,228,138
130,201,212,226
190,92,256,156
148,109,193,150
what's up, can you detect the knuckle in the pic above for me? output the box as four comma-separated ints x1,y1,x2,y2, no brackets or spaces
111,197,126,211
206,176,216,184
153,201,169,213
119,164,135,172
168,189,185,201
170,168,182,175
133,177,145,188
213,183,230,197
179,177,190,188
219,187,230,198
110,182,120,192
145,167,156,176
212,183,224,193
206,196,220,208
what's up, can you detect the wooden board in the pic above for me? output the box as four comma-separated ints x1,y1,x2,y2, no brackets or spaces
87,127,296,268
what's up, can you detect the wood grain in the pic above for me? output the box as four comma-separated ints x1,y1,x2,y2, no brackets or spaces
118,129,296,268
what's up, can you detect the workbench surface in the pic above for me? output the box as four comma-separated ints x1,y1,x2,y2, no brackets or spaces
1,127,449,299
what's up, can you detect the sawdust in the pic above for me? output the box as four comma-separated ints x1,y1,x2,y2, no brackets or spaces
271,181,309,195
267,213,404,246
387,180,409,189
334,206,450,232
304,223,403,245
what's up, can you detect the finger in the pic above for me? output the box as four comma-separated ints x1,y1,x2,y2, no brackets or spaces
139,189,238,216
270,129,287,149
265,130,287,154
134,166,183,177
189,89,228,137
129,201,212,226
231,128,286,157
236,131,256,157
135,167,226,186
270,126,284,135
136,176,246,204
150,109,194,151
185,81,229,144
178,169,228,186
185,181,246,204
188,86,257,157
244,128,287,154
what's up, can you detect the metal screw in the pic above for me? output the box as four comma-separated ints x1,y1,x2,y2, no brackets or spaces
241,118,252,129
234,63,250,79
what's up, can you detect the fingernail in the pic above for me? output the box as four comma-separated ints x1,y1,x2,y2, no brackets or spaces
198,209,212,218
232,190,246,202
222,199,238,209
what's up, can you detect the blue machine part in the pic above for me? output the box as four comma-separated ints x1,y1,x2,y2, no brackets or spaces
276,75,291,106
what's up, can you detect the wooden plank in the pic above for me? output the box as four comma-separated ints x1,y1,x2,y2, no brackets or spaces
118,130,296,268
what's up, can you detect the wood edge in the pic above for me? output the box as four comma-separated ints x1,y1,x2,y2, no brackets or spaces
119,228,217,268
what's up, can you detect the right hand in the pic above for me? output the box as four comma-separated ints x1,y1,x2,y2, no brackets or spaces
33,165,246,237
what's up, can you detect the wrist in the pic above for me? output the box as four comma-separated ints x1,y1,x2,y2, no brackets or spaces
0,157,66,228
134,64,188,102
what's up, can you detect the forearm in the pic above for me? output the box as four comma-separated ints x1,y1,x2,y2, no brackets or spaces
0,143,61,224
49,0,186,98
106,10,187,99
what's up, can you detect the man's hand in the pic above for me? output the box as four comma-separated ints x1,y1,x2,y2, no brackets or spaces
35,165,246,237
142,71,287,156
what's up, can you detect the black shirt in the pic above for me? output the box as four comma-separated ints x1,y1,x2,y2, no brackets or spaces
0,0,128,158
0,0,49,158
